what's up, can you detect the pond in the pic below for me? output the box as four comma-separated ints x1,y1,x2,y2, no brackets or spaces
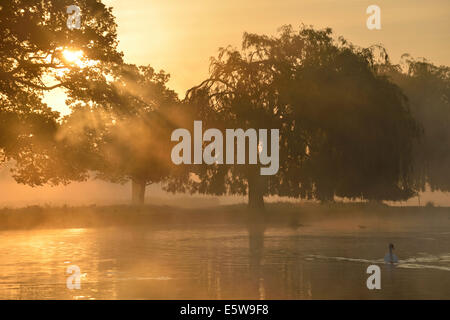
0,221,448,299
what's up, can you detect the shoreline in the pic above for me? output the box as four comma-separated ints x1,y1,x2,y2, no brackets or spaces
0,202,449,231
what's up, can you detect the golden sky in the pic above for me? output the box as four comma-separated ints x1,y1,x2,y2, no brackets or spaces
47,0,450,115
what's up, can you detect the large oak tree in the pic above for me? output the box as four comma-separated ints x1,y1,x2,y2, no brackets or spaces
0,0,122,185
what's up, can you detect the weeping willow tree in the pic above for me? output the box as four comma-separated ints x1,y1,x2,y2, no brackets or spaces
385,56,450,193
182,25,420,208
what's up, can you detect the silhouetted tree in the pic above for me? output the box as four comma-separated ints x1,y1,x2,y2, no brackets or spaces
386,56,450,192
0,0,122,185
184,25,420,208
283,34,420,202
61,64,183,204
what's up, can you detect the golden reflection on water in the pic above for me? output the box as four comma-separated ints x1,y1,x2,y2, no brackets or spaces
0,223,449,299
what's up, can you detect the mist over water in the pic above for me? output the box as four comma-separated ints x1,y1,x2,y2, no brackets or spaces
0,208,448,299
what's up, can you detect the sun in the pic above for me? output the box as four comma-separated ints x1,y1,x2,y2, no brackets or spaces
62,49,98,69
63,49,84,67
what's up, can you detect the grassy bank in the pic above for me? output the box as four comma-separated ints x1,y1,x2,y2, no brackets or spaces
0,202,449,231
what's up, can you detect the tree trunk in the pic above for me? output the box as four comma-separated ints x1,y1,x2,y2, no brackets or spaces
248,169,265,210
316,183,334,203
131,178,146,205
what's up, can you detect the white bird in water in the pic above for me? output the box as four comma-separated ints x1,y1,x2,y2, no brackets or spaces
384,243,399,264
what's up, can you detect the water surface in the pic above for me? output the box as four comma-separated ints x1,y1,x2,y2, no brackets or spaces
0,221,449,299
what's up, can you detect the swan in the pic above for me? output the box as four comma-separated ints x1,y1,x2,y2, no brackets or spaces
384,243,399,264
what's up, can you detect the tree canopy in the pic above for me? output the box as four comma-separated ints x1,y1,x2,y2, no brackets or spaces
60,64,183,204
0,0,122,185
385,57,450,192
183,25,420,207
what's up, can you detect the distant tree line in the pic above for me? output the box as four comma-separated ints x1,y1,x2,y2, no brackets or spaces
1,1,448,208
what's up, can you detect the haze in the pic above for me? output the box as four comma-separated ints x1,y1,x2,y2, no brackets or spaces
5,0,450,206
